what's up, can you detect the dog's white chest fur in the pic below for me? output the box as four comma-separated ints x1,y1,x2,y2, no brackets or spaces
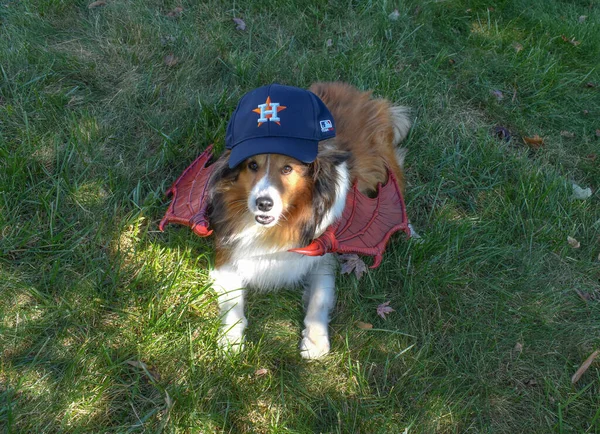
216,246,325,290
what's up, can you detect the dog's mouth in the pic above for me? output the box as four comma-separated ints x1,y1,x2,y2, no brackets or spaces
255,215,275,225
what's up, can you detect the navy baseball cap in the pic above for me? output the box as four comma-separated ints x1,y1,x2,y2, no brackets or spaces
225,84,336,168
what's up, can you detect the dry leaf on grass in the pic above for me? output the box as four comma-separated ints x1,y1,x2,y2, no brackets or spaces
596,129,600,138
513,42,523,52
338,254,368,280
164,53,179,67
561,35,581,46
567,236,581,249
326,39,333,47
233,17,246,31
578,15,587,23
560,130,575,138
523,135,544,149
254,368,268,377
571,350,599,384
513,342,523,355
88,1,106,8
167,6,183,17
356,321,373,330
388,9,400,20
377,301,395,319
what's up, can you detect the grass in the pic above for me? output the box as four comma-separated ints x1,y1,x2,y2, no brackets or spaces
1,0,599,432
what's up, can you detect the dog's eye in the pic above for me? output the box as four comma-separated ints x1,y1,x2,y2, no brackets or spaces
282,165,293,175
248,161,258,171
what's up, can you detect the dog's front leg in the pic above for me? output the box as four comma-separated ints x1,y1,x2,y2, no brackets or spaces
300,255,336,359
210,266,246,353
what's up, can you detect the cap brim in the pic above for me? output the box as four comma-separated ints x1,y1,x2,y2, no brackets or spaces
228,136,318,168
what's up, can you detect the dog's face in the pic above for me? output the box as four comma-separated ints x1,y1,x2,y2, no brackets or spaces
239,154,313,227
209,146,349,251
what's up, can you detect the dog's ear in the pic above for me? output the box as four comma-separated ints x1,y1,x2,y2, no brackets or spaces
208,150,241,192
311,143,350,181
310,143,350,225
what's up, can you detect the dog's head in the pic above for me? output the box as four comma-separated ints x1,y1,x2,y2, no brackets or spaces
208,145,349,247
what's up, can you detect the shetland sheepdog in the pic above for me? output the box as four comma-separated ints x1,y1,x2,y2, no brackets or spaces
207,82,411,359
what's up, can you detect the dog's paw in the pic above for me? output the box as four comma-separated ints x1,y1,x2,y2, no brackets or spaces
299,329,330,360
218,326,245,354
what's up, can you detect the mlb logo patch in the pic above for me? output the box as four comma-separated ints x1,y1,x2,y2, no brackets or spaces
320,119,333,132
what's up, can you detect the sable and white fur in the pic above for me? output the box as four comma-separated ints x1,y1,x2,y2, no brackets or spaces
207,82,411,359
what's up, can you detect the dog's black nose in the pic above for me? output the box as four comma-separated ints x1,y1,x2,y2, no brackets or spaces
256,197,273,212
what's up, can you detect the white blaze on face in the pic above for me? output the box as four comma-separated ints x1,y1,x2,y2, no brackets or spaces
247,156,283,227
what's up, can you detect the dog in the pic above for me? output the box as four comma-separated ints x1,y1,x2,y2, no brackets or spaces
206,82,411,359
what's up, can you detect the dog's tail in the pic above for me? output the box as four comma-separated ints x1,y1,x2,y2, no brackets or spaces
389,105,411,168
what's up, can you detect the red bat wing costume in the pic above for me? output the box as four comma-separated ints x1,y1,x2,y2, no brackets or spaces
159,146,410,269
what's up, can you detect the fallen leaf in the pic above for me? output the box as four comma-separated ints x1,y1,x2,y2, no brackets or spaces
233,17,246,31
578,15,587,23
571,183,592,200
164,53,179,67
560,130,575,138
493,125,511,141
88,0,106,8
388,9,400,20
583,109,589,115
491,90,504,100
326,39,333,47
513,342,523,354
356,321,373,330
523,378,537,387
567,236,581,249
587,153,597,161
513,42,523,52
255,368,268,377
523,134,544,149
598,253,600,262
167,6,183,17
377,301,395,320
596,129,600,137
571,350,599,384
338,254,368,280
585,82,596,88
561,34,581,46
448,58,456,65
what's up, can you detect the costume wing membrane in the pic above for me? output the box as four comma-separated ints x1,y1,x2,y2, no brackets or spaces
159,146,410,268
159,145,215,237
289,171,410,268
